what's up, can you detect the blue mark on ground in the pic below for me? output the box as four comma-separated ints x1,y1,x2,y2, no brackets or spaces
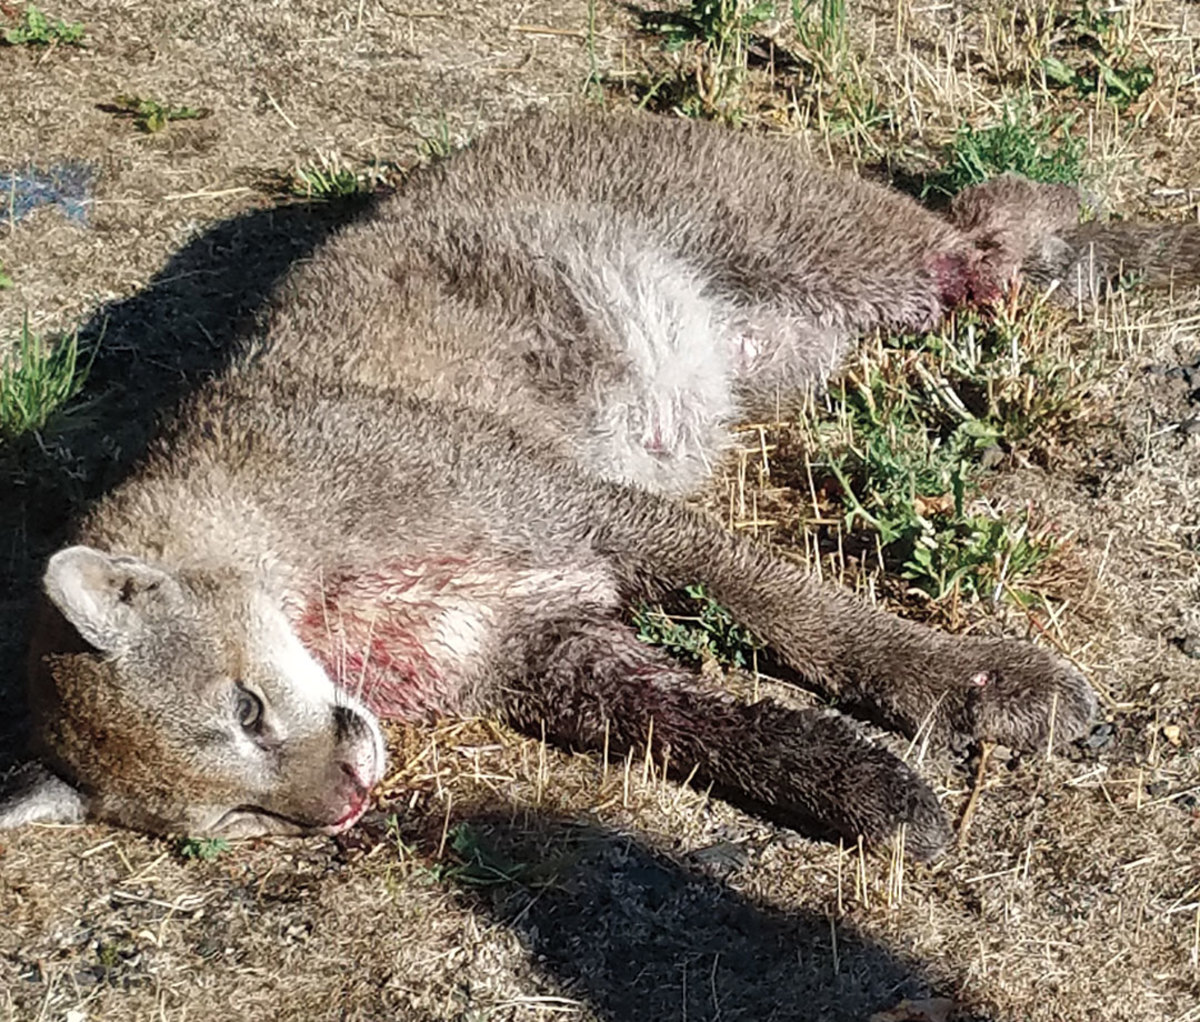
0,162,95,224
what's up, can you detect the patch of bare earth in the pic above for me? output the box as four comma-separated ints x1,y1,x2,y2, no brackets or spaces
2,2,1199,1021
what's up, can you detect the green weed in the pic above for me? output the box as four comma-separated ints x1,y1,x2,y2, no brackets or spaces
291,151,408,200
415,116,458,163
0,265,12,289
926,104,1085,197
584,0,603,103
635,0,775,120
291,160,366,200
791,0,846,72
176,836,232,861
406,823,557,888
106,95,209,134
2,5,84,46
634,583,763,669
1042,1,1154,110
96,942,122,969
806,303,1085,606
0,315,92,441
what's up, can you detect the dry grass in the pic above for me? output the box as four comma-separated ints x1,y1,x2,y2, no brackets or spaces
2,1,1200,1020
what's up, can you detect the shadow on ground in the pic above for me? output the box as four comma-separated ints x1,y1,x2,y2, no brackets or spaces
444,812,974,1022
0,194,378,762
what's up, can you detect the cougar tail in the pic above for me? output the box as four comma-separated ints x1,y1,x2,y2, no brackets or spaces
947,174,1200,304
1023,221,1200,300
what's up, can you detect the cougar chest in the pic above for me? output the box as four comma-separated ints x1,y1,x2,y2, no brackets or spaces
286,555,619,719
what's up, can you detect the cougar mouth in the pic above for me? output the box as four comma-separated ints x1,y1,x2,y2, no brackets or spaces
212,798,371,837
323,799,370,834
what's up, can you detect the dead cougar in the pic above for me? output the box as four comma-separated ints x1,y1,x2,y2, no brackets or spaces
9,110,1183,859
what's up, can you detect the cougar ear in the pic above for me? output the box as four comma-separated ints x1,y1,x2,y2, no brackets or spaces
42,545,177,653
0,762,87,828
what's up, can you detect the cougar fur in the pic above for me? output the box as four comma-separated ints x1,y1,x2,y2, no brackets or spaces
10,109,1182,859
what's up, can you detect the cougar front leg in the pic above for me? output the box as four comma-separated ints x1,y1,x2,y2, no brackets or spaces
589,488,1097,751
500,619,951,861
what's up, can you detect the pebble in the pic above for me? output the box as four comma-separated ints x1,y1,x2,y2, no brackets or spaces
1084,722,1116,750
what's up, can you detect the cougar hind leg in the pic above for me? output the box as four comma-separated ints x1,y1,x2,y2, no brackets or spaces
500,617,952,861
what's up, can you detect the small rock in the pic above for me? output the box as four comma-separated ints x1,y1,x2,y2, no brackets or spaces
1179,635,1200,659
1179,415,1200,436
1083,722,1115,750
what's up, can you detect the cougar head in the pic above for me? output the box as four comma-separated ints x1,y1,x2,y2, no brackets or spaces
0,546,386,838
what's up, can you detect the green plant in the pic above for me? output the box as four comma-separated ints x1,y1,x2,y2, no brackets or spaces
925,104,1085,197
636,0,775,120
634,583,764,669
176,836,232,861
411,824,548,888
583,0,603,103
902,511,1057,606
0,315,93,441
1041,1,1154,110
0,265,12,289
291,161,365,199
2,5,84,45
791,0,846,71
107,95,209,133
415,115,458,162
806,304,1084,606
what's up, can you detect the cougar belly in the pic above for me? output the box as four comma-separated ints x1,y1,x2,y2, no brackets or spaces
285,556,620,719
504,208,738,496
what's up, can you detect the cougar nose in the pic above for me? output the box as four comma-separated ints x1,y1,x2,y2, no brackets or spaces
332,704,381,795
339,760,369,798
333,704,369,740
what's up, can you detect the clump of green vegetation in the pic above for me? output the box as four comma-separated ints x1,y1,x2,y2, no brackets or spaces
634,583,763,669
926,104,1085,197
176,836,232,861
1042,1,1154,110
1,4,84,45
289,152,407,200
791,0,846,72
415,115,460,163
95,941,122,969
0,265,12,289
806,304,1085,606
106,95,209,134
0,315,92,441
291,160,366,199
292,164,362,198
635,0,776,120
398,822,550,888
787,2,896,158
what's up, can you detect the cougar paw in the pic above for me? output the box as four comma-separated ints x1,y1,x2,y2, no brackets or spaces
800,716,951,862
953,638,1097,751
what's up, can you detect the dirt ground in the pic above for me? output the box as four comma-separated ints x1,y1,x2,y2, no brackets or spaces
1,1,1199,1020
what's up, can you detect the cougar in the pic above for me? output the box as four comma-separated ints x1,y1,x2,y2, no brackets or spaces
7,110,1189,860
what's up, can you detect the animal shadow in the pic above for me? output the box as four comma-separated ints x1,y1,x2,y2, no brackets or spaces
446,812,987,1022
0,194,379,764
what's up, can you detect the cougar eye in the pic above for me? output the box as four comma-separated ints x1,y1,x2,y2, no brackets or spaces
234,685,263,730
